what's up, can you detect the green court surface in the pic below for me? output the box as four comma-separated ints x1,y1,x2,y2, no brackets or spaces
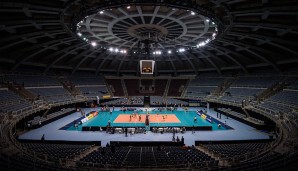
66,110,227,131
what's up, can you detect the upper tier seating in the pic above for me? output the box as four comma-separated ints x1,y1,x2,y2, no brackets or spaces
124,79,142,96
284,76,298,90
105,79,125,96
0,89,32,114
190,77,225,86
153,79,168,96
77,86,108,99
232,76,282,88
268,90,298,108
257,101,292,115
70,75,105,85
28,87,74,103
167,79,188,97
219,87,264,105
5,75,60,87
225,87,263,97
185,86,216,98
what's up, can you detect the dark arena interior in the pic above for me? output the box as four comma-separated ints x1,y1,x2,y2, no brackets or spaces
1,0,298,170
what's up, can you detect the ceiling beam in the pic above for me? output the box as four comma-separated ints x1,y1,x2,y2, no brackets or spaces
44,44,89,73
218,39,282,73
12,37,76,71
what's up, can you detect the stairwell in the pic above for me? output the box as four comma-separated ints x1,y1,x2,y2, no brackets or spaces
7,84,36,101
103,77,114,97
241,108,250,117
212,78,235,96
163,79,171,97
64,146,99,167
121,79,128,97
144,96,150,107
257,82,286,101
60,81,81,96
59,79,85,101
181,79,191,97
196,145,229,167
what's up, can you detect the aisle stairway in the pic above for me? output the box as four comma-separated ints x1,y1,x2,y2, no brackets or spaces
143,96,150,107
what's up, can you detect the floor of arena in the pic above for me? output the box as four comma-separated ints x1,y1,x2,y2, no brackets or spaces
18,107,269,146
60,109,229,131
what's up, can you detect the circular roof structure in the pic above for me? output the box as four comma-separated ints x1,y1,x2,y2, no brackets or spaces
74,5,220,53
0,0,297,75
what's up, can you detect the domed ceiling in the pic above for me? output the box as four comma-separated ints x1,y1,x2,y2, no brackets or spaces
0,0,297,76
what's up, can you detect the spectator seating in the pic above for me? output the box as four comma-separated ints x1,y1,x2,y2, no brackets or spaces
225,87,263,97
21,142,93,162
257,101,292,115
185,86,216,98
77,86,108,99
141,79,153,90
285,76,298,90
69,74,105,85
219,96,245,105
105,79,125,96
0,89,32,114
190,77,225,86
219,87,263,105
78,146,130,167
224,151,298,171
124,79,142,96
268,90,298,108
150,96,188,106
153,79,168,96
103,97,144,105
5,74,60,87
201,142,270,159
232,76,282,88
254,77,298,115
78,146,217,168
123,79,168,96
0,153,70,171
167,79,188,97
28,87,74,104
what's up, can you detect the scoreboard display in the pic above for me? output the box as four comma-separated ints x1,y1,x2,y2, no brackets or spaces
140,60,155,75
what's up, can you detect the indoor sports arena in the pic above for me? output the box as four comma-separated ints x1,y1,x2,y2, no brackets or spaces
0,0,298,170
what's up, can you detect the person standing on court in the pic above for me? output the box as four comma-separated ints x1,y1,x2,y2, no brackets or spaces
194,116,197,123
125,128,128,137
192,125,195,134
108,119,111,127
181,136,184,145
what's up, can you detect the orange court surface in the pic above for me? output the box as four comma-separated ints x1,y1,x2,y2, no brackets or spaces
113,114,181,123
